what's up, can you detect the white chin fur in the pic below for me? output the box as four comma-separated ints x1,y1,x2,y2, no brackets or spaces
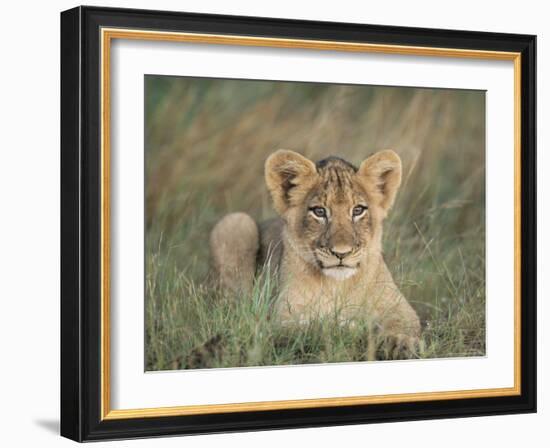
322,267,358,281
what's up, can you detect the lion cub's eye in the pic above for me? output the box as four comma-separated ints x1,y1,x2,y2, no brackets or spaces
352,205,368,217
310,207,327,219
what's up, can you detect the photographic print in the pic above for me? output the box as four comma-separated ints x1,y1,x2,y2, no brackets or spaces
61,7,536,440
144,76,486,371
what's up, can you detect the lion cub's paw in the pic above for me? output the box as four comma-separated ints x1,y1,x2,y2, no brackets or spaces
384,333,420,360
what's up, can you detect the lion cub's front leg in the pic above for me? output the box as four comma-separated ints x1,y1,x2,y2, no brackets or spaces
210,212,259,295
376,295,421,359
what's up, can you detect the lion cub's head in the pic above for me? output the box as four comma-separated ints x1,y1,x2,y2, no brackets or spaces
265,149,401,281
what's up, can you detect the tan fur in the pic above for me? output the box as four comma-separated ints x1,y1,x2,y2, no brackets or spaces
210,150,420,356
210,212,259,294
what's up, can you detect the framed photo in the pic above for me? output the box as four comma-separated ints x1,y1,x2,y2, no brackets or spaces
60,6,536,442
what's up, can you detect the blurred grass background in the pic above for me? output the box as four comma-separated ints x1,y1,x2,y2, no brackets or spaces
145,75,486,370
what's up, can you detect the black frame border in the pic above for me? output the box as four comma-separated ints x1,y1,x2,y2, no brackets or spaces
61,5,536,442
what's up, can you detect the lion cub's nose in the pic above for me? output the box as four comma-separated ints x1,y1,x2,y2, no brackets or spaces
330,245,353,260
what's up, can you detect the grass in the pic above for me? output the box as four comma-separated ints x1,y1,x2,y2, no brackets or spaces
144,76,486,371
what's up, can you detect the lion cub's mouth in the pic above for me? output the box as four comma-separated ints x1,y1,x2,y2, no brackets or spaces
321,265,358,281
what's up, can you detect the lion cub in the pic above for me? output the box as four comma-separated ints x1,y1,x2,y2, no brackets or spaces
210,150,420,355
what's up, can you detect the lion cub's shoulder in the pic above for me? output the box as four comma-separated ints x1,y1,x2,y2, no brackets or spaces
257,217,285,274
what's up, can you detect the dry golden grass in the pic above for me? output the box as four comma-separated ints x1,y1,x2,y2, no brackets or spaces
145,76,486,370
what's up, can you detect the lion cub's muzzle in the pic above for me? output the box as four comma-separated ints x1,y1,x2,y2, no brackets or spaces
314,244,361,280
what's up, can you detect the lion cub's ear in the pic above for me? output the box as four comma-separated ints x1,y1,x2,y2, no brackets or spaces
265,150,317,214
358,150,402,213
